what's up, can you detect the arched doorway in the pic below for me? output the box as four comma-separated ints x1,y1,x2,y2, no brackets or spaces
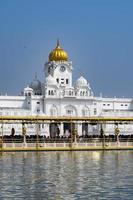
64,122,75,137
82,123,88,136
49,123,60,138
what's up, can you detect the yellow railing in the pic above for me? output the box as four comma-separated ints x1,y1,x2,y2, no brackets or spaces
1,116,133,123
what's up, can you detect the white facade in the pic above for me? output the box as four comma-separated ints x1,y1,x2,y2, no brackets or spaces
1,41,133,136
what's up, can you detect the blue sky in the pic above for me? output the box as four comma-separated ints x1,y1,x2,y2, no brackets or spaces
0,0,133,97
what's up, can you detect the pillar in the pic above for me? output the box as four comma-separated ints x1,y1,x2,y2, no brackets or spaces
44,123,50,137
77,122,82,136
60,123,64,136
22,122,27,146
88,124,93,135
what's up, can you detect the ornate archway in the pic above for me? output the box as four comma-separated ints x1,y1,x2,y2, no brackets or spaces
50,104,58,116
49,123,60,138
82,106,90,117
65,105,77,117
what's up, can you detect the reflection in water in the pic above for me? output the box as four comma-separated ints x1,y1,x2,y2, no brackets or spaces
0,151,133,200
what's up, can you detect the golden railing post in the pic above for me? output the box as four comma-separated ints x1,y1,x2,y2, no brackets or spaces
22,122,26,148
69,115,73,148
36,117,39,150
115,125,120,145
100,123,105,149
73,128,77,143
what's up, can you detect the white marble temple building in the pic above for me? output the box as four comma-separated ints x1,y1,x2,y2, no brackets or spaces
1,40,133,136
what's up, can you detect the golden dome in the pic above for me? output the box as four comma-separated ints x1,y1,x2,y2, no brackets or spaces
49,40,68,62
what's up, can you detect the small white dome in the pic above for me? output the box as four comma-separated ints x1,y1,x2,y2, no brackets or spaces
24,86,33,92
75,76,88,87
46,75,57,85
30,78,41,91
24,86,33,96
29,75,42,95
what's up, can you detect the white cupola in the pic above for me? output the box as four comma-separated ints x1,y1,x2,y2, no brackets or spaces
24,86,33,96
75,76,88,87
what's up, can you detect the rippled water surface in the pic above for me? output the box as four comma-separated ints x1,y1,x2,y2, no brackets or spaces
0,151,133,200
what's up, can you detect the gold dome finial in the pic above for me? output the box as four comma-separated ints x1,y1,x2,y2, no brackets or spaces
56,38,60,48
49,40,68,62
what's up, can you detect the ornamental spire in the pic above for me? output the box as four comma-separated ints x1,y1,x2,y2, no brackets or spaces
56,38,60,48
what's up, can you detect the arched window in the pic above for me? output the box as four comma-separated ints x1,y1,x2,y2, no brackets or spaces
28,92,31,97
69,91,72,95
50,105,58,116
94,108,97,115
82,106,90,117
66,109,73,115
51,90,54,95
65,105,77,116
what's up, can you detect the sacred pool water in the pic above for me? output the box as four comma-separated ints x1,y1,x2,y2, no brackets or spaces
0,151,133,200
